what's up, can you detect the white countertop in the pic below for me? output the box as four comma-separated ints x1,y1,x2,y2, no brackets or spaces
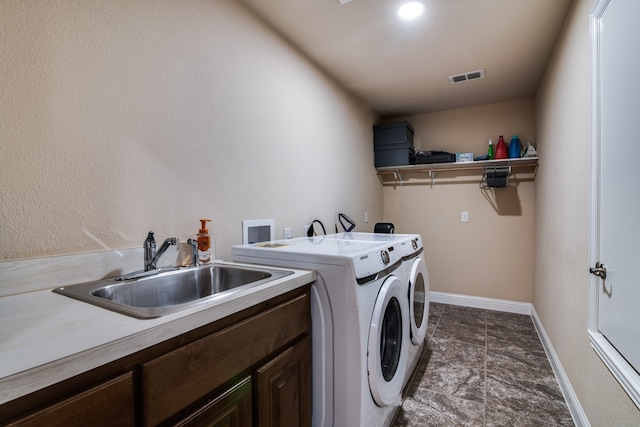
0,260,315,405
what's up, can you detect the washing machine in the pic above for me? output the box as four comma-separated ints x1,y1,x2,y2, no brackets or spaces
323,233,429,387
232,236,409,427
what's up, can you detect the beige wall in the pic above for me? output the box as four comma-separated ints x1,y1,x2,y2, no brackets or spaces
384,99,535,302
535,0,640,424
0,0,381,262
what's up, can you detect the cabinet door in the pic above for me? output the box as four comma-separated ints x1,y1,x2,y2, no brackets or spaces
7,373,135,427
255,336,311,427
175,377,252,427
142,292,310,426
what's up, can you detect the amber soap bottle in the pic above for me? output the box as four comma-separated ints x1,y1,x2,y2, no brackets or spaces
197,219,212,263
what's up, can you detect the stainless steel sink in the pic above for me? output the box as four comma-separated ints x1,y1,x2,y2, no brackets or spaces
53,263,293,319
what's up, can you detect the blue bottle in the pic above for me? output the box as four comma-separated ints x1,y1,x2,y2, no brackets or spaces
508,135,522,158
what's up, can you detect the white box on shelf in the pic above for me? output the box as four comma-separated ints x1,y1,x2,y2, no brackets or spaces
455,152,474,163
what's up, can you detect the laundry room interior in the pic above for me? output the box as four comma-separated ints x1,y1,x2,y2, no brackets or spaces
382,98,536,303
1,0,639,426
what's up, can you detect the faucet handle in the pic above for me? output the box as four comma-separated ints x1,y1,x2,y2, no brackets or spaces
145,231,156,244
144,231,157,271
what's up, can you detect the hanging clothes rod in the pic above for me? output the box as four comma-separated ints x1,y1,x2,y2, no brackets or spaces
376,157,538,185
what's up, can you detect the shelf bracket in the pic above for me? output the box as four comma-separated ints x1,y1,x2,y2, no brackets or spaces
393,171,404,185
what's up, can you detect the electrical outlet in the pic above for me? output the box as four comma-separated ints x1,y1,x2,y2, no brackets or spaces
304,225,310,236
461,211,469,223
283,227,292,239
365,211,369,223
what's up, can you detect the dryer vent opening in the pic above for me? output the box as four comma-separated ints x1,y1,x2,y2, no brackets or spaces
448,69,485,84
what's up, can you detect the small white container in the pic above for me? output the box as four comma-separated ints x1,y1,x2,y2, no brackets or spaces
455,152,474,163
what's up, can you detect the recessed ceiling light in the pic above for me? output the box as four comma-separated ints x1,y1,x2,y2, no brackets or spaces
397,1,425,20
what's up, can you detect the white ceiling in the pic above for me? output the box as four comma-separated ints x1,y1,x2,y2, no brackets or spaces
239,0,574,119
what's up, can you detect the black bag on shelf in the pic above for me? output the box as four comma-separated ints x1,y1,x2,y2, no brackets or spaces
414,150,456,164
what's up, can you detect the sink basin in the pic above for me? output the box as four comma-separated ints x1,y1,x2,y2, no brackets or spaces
53,263,293,319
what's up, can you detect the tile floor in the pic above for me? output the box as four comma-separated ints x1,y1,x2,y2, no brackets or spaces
392,302,575,426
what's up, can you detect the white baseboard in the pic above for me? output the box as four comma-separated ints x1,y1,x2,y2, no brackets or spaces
531,307,590,427
428,291,589,427
429,291,532,315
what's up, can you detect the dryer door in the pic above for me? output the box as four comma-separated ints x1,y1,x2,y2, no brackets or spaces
408,257,430,345
368,275,409,407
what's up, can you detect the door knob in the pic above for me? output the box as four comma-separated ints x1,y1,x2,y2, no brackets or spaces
590,262,607,280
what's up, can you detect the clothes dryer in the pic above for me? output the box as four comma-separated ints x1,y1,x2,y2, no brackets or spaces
398,235,429,384
233,236,409,427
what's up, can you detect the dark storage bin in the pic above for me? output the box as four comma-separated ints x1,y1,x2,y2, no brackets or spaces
374,148,414,168
374,121,414,148
373,122,415,167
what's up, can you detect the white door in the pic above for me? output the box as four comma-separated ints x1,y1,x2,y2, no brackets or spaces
408,257,429,345
590,0,640,407
368,275,408,407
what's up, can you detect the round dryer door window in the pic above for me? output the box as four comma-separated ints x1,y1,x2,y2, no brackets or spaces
409,257,430,345
368,275,409,407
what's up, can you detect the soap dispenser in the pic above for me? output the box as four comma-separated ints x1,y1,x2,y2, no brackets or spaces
197,219,212,264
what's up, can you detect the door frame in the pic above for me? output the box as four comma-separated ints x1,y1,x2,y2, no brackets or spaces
588,0,640,408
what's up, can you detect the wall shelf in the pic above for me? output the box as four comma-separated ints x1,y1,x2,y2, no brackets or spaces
376,157,538,186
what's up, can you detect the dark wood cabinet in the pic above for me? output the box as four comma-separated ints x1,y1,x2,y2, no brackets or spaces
255,335,311,427
142,291,311,426
175,376,252,427
1,286,311,427
6,372,135,427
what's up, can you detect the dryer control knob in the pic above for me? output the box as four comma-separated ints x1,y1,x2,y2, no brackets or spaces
380,250,390,265
412,239,418,250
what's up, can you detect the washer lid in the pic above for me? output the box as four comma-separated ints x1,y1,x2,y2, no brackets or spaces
324,232,423,260
232,236,403,279
408,257,430,345
368,275,409,407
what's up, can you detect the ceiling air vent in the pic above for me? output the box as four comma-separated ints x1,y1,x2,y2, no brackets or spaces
448,69,485,84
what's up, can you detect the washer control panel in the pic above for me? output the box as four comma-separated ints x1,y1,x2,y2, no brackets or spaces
352,244,402,280
380,249,390,265
395,235,423,259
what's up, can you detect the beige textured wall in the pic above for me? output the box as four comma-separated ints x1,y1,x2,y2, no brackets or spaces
535,0,640,424
0,0,381,262
384,99,535,302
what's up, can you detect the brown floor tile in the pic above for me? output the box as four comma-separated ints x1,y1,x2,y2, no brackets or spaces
392,303,574,427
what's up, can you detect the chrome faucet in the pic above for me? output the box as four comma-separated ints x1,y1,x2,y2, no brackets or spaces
187,239,200,268
144,231,178,271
